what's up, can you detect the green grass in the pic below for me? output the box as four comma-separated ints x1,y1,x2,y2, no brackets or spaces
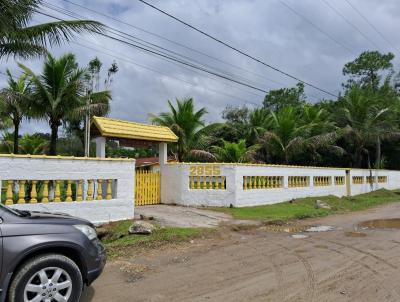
100,220,210,258
213,189,400,221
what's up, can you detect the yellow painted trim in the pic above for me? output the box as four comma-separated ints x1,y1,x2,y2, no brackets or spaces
0,153,135,162
168,162,395,172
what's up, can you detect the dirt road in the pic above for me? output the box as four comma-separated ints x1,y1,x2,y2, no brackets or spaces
82,203,400,302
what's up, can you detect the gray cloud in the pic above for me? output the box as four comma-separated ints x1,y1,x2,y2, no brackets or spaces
1,0,399,134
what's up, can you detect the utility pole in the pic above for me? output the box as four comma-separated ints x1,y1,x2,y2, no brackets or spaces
84,89,91,157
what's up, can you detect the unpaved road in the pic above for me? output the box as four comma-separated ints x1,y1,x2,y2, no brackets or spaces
82,203,400,302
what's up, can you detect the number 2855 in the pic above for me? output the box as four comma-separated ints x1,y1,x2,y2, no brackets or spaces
189,165,221,176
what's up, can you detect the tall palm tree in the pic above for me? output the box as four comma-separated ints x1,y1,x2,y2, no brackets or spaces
0,70,32,153
0,0,103,59
20,53,111,155
151,97,208,161
337,86,399,168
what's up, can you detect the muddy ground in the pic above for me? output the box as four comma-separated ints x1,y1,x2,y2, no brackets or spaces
82,202,400,302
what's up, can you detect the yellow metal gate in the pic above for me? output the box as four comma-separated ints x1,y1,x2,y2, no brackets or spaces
135,170,161,205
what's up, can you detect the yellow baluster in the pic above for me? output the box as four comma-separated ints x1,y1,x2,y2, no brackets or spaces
96,179,103,200
17,180,26,204
42,180,49,203
260,177,265,189
106,179,112,200
76,180,83,201
243,176,247,190
202,176,207,189
54,180,61,202
190,176,195,189
87,180,94,201
5,180,13,205
208,176,213,189
195,176,200,189
30,180,38,203
65,180,73,202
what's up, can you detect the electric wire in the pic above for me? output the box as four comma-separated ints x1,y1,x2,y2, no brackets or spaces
344,0,400,54
137,0,338,98
36,10,271,95
60,0,289,88
320,0,381,50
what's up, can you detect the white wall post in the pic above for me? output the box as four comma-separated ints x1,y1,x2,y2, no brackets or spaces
159,142,168,165
95,136,106,158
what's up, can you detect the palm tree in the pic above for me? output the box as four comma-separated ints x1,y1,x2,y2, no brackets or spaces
337,86,398,168
18,133,48,154
245,108,270,145
0,0,103,59
212,139,255,163
260,107,338,164
151,98,208,161
0,70,31,153
20,53,111,155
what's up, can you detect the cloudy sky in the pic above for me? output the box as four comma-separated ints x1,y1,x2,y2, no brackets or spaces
1,0,400,134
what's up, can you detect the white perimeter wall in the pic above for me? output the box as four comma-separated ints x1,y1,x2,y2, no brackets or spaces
0,155,135,224
161,164,400,207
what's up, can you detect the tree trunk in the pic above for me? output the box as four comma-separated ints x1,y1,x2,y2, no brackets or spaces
49,122,59,156
13,119,19,154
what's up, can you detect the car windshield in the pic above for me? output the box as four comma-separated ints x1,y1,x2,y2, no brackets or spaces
0,203,28,217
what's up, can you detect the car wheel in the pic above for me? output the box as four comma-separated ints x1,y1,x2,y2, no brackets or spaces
8,254,83,302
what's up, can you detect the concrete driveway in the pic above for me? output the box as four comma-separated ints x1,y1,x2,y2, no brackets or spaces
134,204,234,228
82,203,400,302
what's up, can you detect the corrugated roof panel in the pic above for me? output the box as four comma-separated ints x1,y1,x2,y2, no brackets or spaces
92,116,178,142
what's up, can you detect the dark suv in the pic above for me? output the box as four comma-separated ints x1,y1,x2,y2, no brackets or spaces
0,203,106,302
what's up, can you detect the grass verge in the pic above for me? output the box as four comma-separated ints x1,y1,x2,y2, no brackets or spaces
100,220,210,258
213,189,400,221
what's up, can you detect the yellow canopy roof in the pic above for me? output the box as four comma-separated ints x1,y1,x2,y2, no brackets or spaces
92,116,178,143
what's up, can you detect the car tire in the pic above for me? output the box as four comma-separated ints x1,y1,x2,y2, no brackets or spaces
8,254,83,302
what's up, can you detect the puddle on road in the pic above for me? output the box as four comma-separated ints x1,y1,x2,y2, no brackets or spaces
306,226,335,232
345,231,367,237
262,225,308,233
359,218,400,229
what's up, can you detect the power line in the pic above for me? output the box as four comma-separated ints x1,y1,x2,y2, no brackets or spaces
37,10,272,95
344,0,400,54
320,0,380,50
32,13,263,105
137,0,338,98
278,0,353,54
59,0,289,88
71,41,261,106
44,0,275,93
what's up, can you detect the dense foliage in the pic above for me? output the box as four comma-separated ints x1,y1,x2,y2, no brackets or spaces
152,51,400,169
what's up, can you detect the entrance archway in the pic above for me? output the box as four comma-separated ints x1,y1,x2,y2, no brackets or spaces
90,116,178,205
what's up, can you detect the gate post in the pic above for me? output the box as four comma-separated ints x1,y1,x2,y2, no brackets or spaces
159,142,168,165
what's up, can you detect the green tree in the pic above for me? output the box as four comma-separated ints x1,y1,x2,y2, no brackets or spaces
151,97,208,161
18,133,48,154
0,0,103,59
263,83,306,112
0,70,31,153
20,53,111,155
343,51,394,91
259,107,337,164
336,86,398,168
211,139,255,163
245,108,270,146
